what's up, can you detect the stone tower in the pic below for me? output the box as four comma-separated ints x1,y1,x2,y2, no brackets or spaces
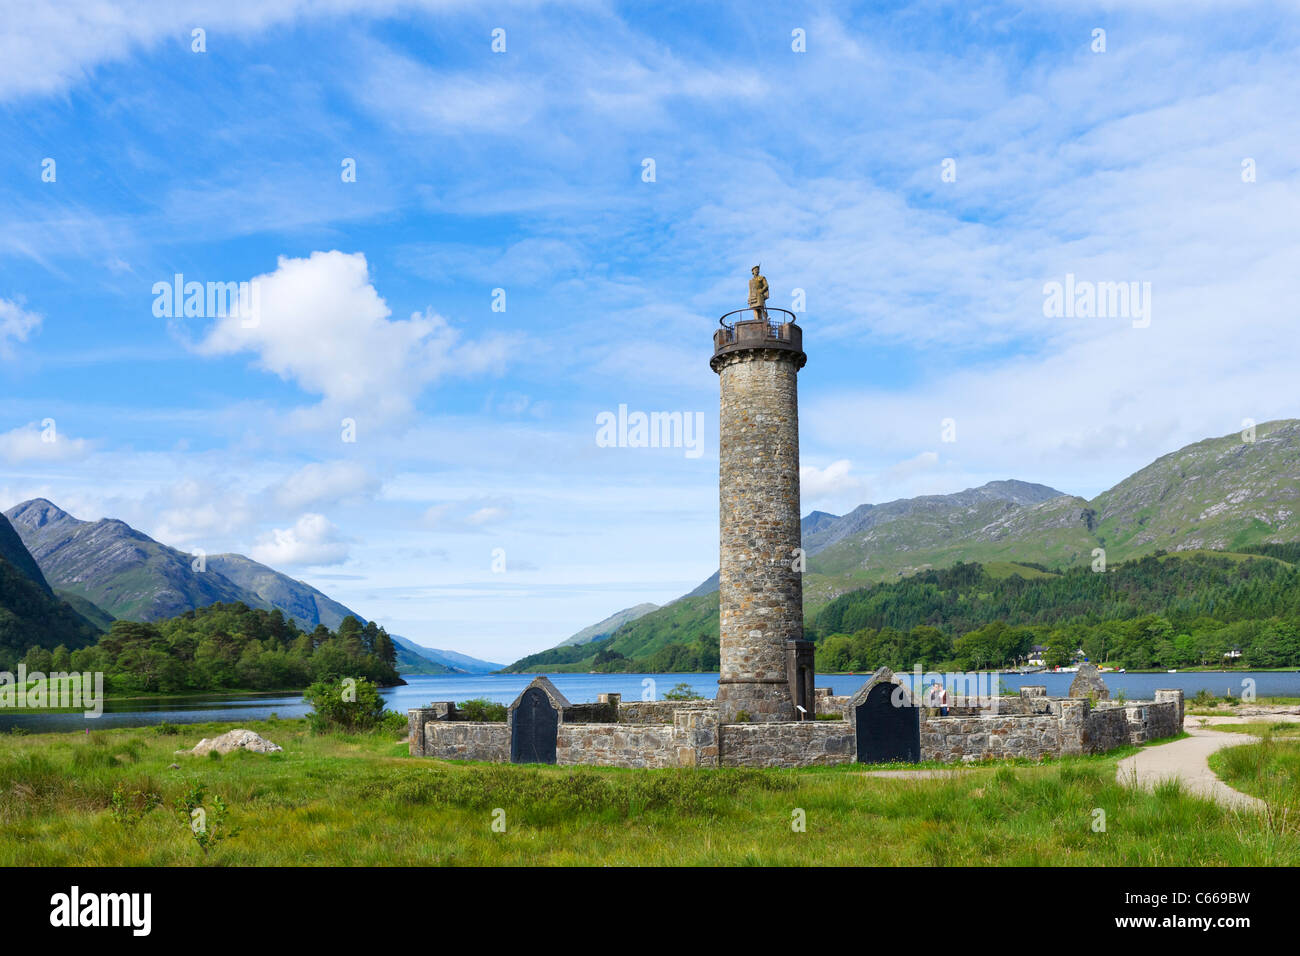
710,292,807,723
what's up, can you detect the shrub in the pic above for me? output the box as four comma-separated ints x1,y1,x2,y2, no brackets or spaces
457,698,507,722
304,677,386,733
663,682,703,701
110,784,161,826
153,722,180,736
380,709,409,737
174,786,239,855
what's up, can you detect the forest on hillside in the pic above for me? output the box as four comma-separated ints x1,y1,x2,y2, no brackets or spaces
12,602,401,694
0,560,101,666
809,551,1300,672
520,551,1300,674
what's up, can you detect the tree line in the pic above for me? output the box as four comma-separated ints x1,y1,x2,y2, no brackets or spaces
16,602,401,694
519,552,1300,674
809,553,1300,671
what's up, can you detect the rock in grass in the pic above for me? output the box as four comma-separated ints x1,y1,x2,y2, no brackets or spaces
182,729,282,756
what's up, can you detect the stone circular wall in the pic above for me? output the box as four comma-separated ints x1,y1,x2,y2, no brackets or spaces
714,347,803,722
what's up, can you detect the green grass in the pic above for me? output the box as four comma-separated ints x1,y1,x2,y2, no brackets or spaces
1,719,1296,865
1210,735,1300,827
1209,722,1300,737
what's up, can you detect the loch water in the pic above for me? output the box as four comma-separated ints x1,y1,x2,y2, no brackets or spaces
1,669,1297,733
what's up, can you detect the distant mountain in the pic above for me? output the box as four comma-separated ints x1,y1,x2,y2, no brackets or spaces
205,553,359,631
679,478,1067,603
389,635,453,675
557,603,659,647
800,479,1066,556
515,421,1300,670
393,638,504,674
2,498,501,675
55,590,115,631
0,511,52,594
0,514,101,663
5,499,251,622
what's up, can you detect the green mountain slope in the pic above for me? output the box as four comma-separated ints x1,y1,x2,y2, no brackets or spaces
55,590,115,631
390,634,453,674
0,516,101,664
557,602,659,647
2,499,502,676
808,551,1300,671
0,512,52,593
521,420,1300,671
1090,419,1300,557
504,594,715,672
206,553,360,631
4,499,254,621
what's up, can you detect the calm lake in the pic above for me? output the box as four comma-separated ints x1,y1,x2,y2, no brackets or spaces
2,669,1298,733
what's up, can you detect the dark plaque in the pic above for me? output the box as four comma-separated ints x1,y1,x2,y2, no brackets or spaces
510,687,558,764
855,682,920,764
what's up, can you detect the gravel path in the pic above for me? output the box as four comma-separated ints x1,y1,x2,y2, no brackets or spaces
1116,726,1266,812
858,716,1292,811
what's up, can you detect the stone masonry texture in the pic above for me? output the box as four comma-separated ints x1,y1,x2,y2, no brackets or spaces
410,693,1181,766
714,345,804,723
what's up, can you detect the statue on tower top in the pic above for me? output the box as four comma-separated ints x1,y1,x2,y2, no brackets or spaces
748,265,769,321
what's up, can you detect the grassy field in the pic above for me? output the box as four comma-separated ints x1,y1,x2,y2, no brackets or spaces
1,719,1297,866
1210,731,1300,829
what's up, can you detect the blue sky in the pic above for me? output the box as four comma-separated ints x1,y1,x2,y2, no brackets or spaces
2,1,1299,661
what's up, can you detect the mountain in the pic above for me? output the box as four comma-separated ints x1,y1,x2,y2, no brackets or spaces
517,421,1300,670
205,553,360,631
0,511,53,594
800,479,1066,554
395,638,504,674
678,480,1067,605
202,555,503,672
389,635,453,675
557,603,659,647
808,551,1300,672
0,514,102,663
1088,420,1300,555
503,602,661,671
3,499,502,675
5,499,252,622
55,590,115,631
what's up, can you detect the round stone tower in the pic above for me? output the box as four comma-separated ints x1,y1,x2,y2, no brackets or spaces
710,301,806,723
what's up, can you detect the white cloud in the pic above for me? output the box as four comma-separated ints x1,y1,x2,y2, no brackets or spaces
0,299,41,357
0,422,89,463
356,48,536,133
464,506,508,526
271,460,380,511
194,250,510,421
800,459,861,500
422,497,513,532
251,513,349,566
0,1,499,102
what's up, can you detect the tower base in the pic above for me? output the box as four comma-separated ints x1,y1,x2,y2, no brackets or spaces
716,678,796,723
